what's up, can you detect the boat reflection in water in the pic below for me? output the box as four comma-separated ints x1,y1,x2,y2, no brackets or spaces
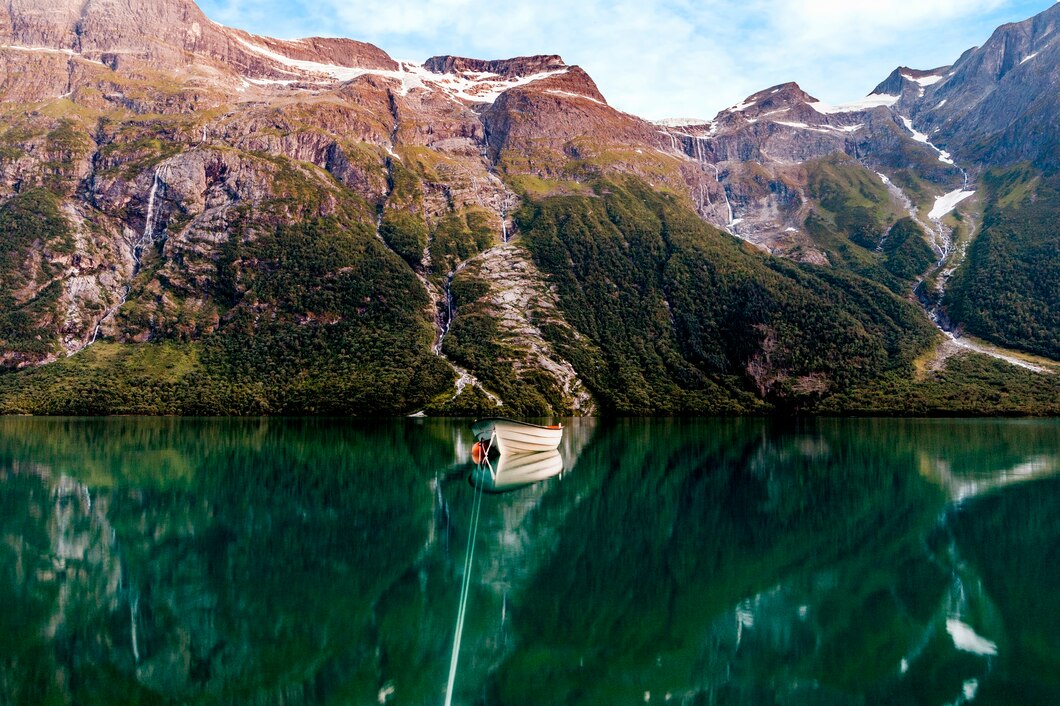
469,450,565,494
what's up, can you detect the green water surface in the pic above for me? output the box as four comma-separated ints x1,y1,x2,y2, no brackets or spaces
0,417,1058,705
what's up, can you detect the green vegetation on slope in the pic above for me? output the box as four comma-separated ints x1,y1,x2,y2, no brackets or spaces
945,165,1060,359
0,167,455,414
882,217,936,282
0,189,73,361
516,175,937,414
433,267,572,416
804,155,932,293
816,353,1060,416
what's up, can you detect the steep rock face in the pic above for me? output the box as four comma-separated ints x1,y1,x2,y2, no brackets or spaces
0,0,397,75
484,85,658,169
655,77,968,257
910,2,1060,168
424,54,567,77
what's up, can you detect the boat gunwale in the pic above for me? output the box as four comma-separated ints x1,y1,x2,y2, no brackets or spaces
471,417,564,431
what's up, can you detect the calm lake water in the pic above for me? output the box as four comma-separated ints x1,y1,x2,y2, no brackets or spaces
1,417,1058,705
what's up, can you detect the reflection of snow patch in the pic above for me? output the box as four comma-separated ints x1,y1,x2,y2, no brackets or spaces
946,619,997,656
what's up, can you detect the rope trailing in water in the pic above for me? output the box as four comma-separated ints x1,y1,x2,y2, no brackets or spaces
444,478,484,706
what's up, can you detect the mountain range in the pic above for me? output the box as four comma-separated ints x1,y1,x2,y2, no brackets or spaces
0,0,1057,415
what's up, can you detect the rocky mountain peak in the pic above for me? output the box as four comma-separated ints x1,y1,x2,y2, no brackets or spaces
423,54,568,77
939,2,1058,91
749,82,819,106
0,0,400,82
714,82,816,121
711,81,876,129
871,66,949,98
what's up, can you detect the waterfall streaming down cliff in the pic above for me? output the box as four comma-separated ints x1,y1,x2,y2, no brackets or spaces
134,166,167,266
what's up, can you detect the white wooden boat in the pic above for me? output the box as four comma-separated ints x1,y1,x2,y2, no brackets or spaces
471,417,564,455
470,450,564,493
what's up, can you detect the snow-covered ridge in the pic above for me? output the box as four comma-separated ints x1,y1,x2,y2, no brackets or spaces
235,36,574,103
809,93,899,114
774,121,863,134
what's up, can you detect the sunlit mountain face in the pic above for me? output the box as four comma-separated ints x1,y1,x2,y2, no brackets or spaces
0,0,1057,416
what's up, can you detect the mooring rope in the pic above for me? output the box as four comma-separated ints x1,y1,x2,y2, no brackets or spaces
444,475,485,706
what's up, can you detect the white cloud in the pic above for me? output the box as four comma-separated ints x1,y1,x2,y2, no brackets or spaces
196,0,1053,120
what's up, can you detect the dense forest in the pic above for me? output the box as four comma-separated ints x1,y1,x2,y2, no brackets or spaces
515,177,937,413
945,166,1060,360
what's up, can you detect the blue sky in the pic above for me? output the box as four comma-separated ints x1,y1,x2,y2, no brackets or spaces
197,0,1056,120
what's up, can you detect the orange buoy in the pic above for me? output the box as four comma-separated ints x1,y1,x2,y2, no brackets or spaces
471,441,485,464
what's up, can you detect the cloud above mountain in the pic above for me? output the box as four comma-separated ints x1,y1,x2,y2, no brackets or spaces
199,0,1054,119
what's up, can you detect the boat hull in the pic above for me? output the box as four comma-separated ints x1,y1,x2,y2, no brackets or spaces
472,418,563,454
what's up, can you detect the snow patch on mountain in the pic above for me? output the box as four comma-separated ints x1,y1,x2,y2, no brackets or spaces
545,89,607,105
774,121,863,134
901,116,955,164
929,189,975,220
653,117,712,127
0,44,104,65
901,72,944,87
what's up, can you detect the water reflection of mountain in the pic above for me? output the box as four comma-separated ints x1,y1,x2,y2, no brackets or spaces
0,418,452,705
483,419,1060,706
0,417,1057,705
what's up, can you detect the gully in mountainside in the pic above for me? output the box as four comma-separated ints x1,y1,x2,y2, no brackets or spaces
76,162,172,354
883,118,1054,374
